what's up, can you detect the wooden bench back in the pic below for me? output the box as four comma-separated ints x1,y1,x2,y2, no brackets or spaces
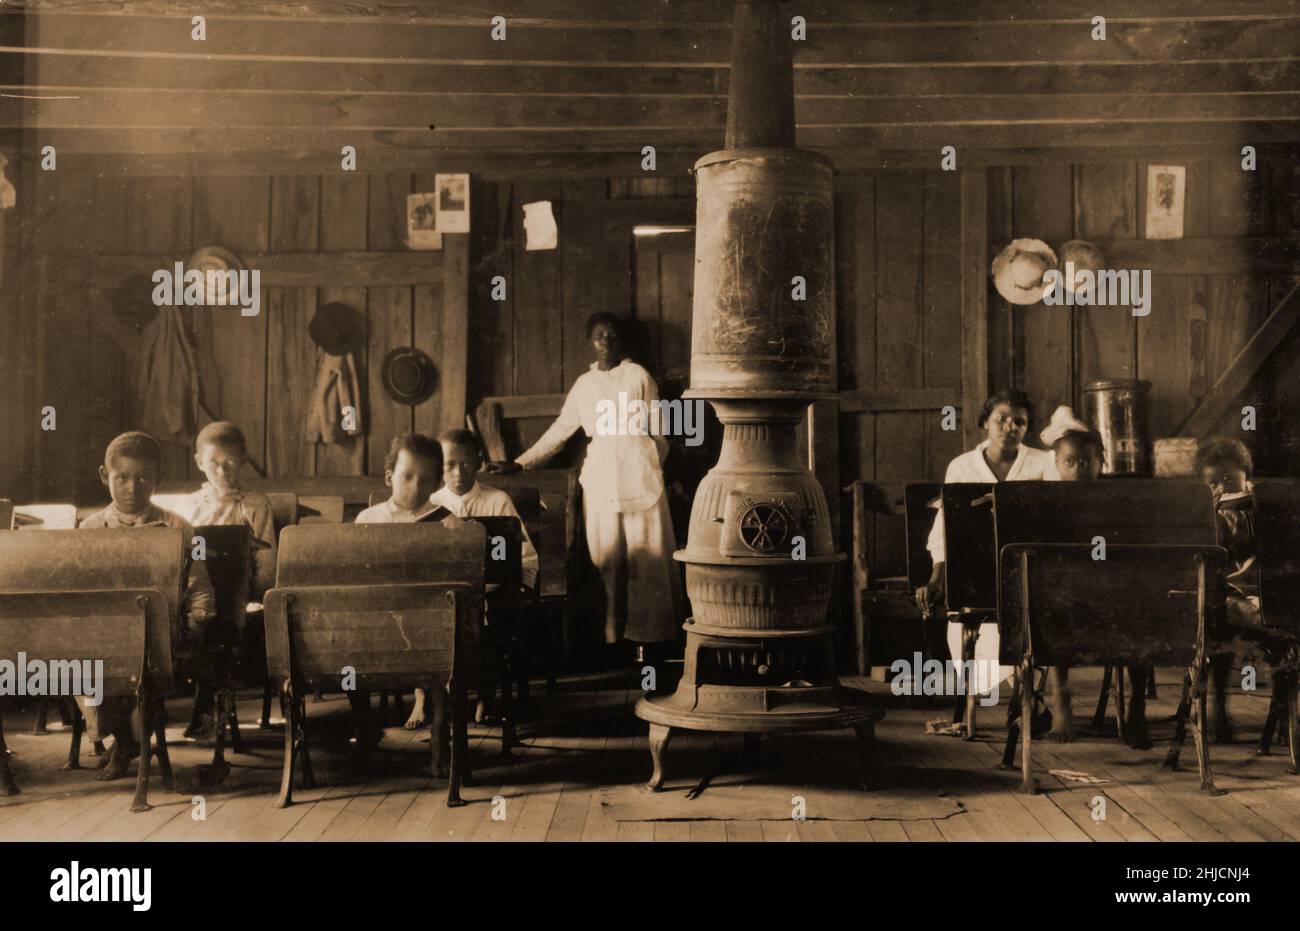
942,483,997,616
0,528,184,686
0,591,165,698
1252,480,1300,628
264,522,486,691
999,543,1226,666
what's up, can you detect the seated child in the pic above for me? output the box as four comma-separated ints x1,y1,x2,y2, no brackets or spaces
174,421,277,741
1198,438,1261,743
430,428,539,727
353,431,450,769
1039,407,1154,749
79,431,216,780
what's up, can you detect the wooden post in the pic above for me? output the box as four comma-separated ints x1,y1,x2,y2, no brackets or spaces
960,169,989,449
440,233,471,436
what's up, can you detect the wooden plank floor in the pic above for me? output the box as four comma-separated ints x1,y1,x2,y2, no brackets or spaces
1,667,1296,841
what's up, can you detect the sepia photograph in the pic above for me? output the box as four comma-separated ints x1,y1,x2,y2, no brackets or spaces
0,0,1297,911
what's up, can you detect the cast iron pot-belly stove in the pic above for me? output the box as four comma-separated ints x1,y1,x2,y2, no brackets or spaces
633,0,882,791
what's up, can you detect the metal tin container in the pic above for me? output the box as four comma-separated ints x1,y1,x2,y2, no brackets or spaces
1082,379,1153,476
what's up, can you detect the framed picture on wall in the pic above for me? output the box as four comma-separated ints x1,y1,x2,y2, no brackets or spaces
1144,165,1186,240
435,173,470,233
406,193,442,250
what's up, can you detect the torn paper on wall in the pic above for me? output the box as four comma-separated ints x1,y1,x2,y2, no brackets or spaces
523,200,558,251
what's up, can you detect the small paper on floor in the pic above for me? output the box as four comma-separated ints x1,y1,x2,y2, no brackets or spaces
1048,769,1109,785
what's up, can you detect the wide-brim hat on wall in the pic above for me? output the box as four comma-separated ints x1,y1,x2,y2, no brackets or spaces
1057,240,1105,293
991,238,1058,305
382,347,438,405
189,245,246,304
308,301,365,356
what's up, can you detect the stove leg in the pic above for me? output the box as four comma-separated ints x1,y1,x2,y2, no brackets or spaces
646,723,673,791
853,722,876,789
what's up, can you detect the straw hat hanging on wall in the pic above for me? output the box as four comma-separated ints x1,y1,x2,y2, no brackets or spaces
991,238,1058,305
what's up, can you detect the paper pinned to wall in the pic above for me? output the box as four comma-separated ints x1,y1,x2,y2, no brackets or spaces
435,173,470,233
0,153,15,209
523,200,558,251
1145,165,1186,240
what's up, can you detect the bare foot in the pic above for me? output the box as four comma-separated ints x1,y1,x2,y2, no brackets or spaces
403,692,427,731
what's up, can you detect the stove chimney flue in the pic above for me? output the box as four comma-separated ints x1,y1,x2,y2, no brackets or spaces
725,0,796,150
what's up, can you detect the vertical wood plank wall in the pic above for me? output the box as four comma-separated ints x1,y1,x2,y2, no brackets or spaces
3,160,1297,540
2,172,462,503
840,159,1300,578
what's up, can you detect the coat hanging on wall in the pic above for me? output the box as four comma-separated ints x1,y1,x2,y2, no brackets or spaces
305,302,365,444
138,304,201,440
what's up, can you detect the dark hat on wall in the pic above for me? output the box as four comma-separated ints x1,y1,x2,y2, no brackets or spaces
382,347,438,406
308,302,365,356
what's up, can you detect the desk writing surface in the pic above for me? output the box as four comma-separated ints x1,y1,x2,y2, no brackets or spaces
13,503,78,529
296,495,344,525
993,480,1216,549
274,521,486,589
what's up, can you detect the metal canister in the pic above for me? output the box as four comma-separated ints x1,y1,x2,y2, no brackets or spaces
689,148,836,397
1082,379,1153,475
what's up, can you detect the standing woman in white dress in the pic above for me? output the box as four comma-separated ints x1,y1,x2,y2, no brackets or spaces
492,313,684,665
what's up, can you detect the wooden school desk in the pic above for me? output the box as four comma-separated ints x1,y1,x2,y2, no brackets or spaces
992,481,1225,794
0,528,185,811
263,521,485,808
